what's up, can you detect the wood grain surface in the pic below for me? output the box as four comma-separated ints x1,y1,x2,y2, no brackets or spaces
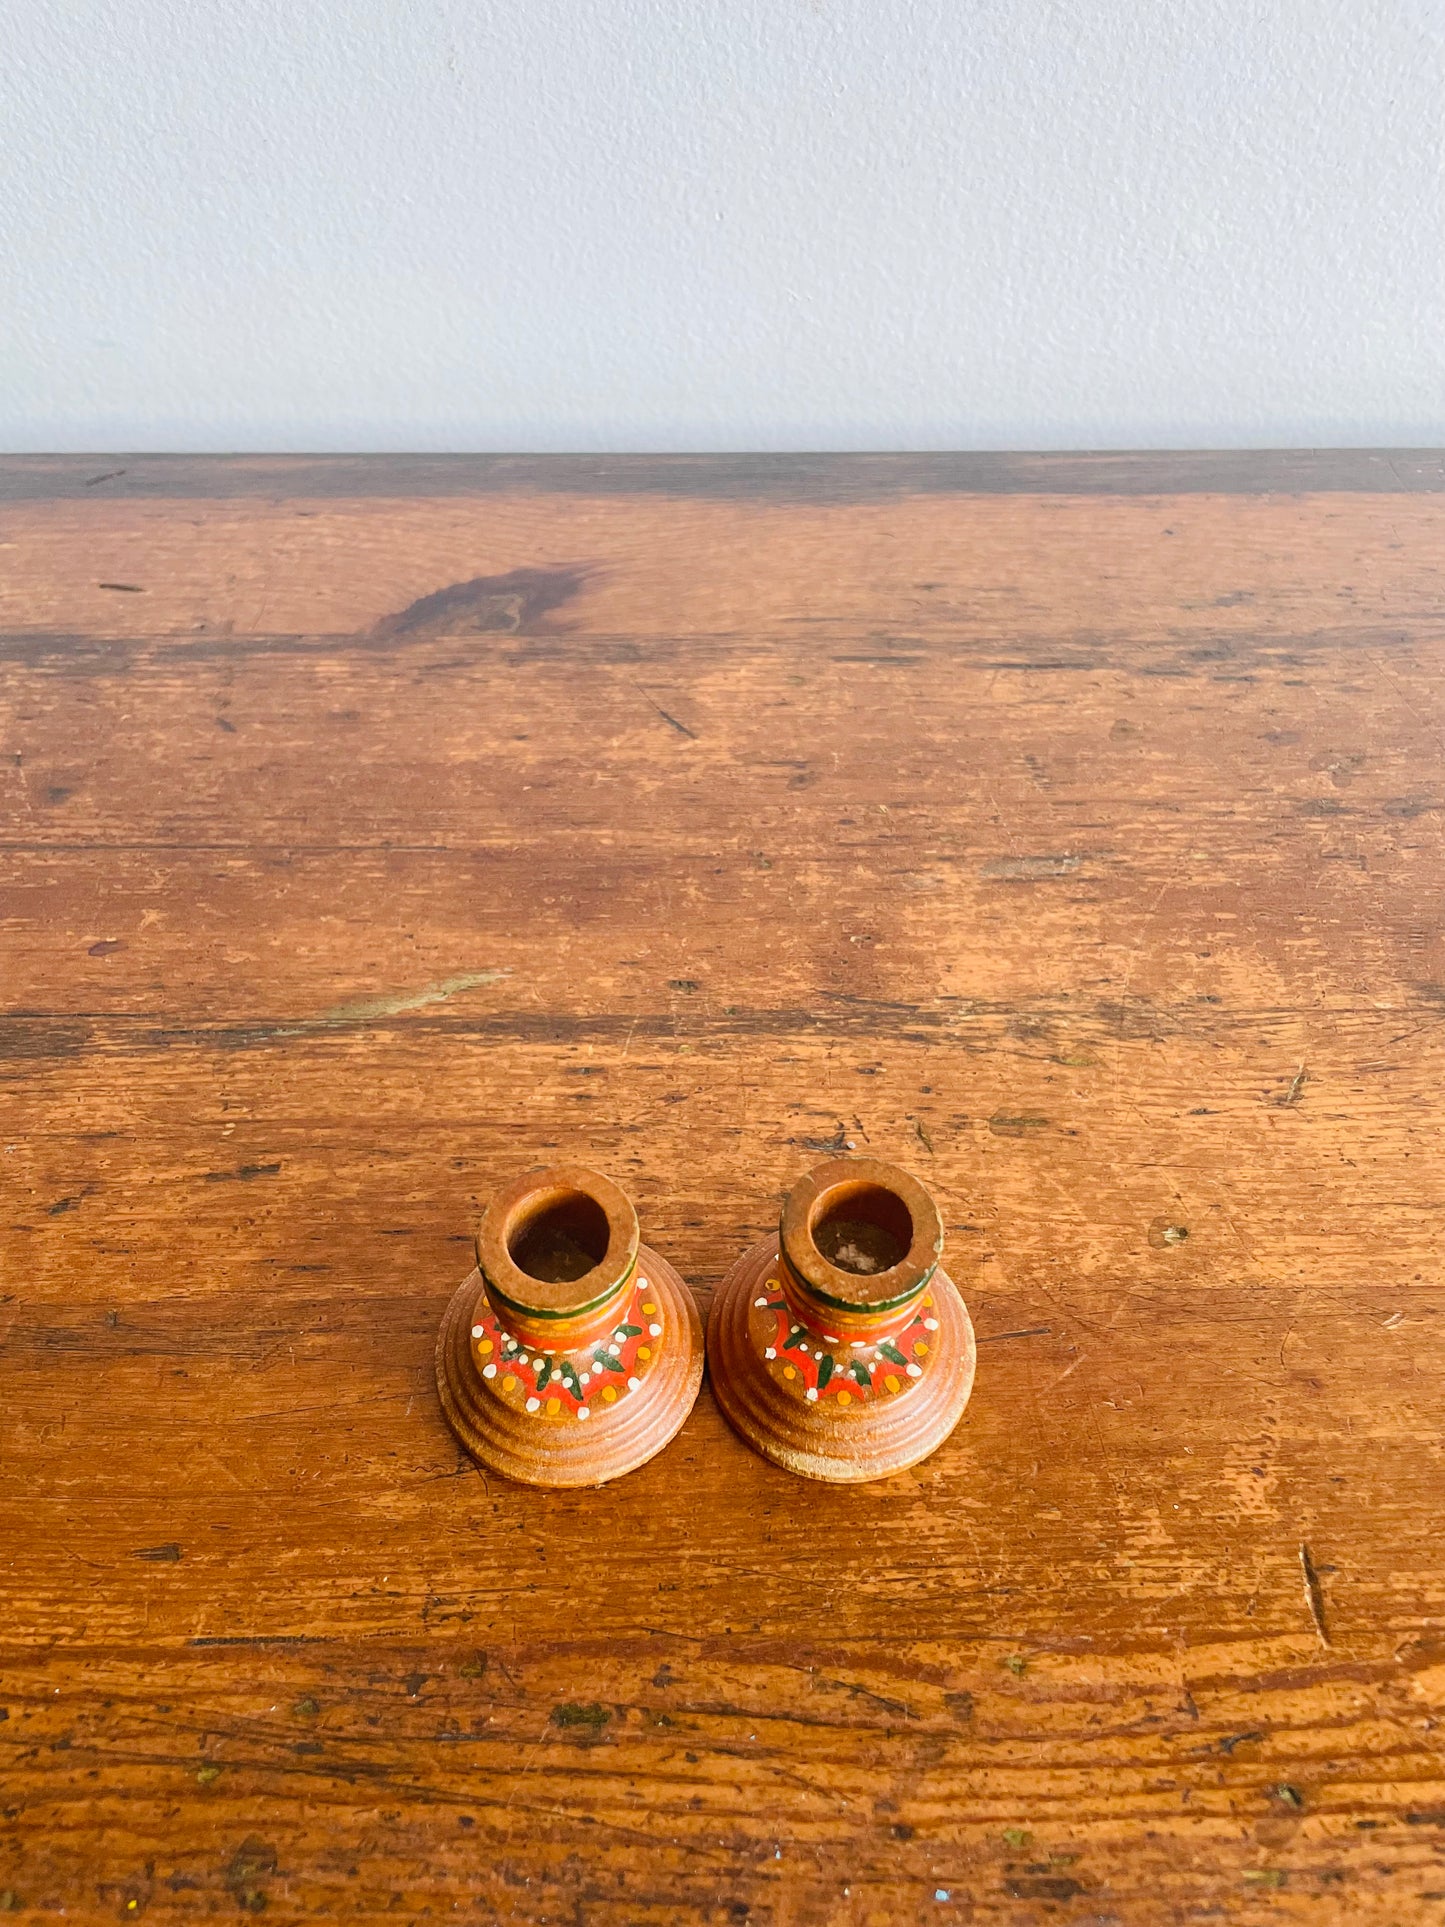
3,453,1444,1923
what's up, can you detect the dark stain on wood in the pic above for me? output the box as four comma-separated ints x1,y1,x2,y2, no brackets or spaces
1004,1874,1085,1901
371,567,590,639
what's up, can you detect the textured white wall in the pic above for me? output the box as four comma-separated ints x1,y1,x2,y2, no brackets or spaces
3,0,1442,452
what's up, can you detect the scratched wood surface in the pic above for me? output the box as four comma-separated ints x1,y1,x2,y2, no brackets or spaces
3,452,1445,1924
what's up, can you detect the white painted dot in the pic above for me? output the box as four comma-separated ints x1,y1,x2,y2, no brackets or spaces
906,1363,922,1378
754,1296,767,1307
627,1376,640,1391
525,1396,541,1412
764,1347,776,1360
579,1370,591,1384
924,1317,939,1331
482,1363,497,1379
805,1388,818,1402
824,1334,840,1343
471,1325,484,1339
576,1406,590,1421
648,1322,662,1337
638,1276,649,1289
614,1328,627,1342
798,1343,809,1354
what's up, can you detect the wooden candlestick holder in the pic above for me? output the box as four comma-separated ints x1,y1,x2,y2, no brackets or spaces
436,1164,704,1487
707,1157,976,1482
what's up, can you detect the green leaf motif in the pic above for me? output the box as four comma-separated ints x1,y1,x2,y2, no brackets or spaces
559,1363,581,1396
594,1352,622,1375
850,1360,871,1388
535,1357,553,1392
615,1323,642,1339
878,1341,908,1367
817,1354,834,1391
783,1329,808,1351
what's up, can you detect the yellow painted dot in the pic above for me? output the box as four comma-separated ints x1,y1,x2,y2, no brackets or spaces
546,1396,561,1415
637,1345,652,1361
477,1338,493,1354
884,1373,900,1393
601,1384,618,1403
915,1341,929,1357
642,1302,657,1316
923,1294,934,1308
502,1374,517,1392
783,1364,796,1380
836,1389,852,1405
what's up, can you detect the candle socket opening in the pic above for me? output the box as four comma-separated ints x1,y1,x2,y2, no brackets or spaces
810,1182,912,1275
507,1189,610,1284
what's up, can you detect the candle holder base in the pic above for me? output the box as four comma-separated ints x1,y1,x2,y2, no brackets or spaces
437,1245,703,1488
707,1236,975,1483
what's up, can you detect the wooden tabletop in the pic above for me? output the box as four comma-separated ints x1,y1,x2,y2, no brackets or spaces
3,452,1444,1923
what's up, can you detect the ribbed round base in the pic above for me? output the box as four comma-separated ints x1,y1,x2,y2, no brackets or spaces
707,1237,976,1482
436,1245,704,1487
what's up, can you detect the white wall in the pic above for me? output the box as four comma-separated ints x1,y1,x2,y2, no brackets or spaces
3,0,1441,452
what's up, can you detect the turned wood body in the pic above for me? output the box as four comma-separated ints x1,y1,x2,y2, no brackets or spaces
437,1165,704,1486
709,1158,976,1481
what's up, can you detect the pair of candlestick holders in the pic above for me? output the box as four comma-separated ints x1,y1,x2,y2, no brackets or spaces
436,1155,976,1486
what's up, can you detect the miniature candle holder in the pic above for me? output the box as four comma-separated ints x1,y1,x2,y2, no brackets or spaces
436,1164,704,1487
707,1156,976,1482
